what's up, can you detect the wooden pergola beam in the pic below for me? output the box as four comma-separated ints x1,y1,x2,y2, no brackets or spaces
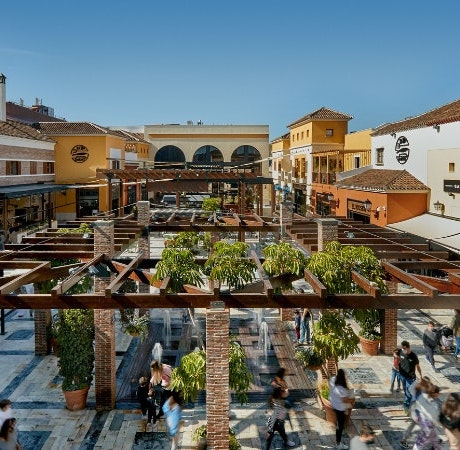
0,261,50,294
351,270,381,298
104,254,144,299
382,261,439,297
303,269,327,299
250,251,273,298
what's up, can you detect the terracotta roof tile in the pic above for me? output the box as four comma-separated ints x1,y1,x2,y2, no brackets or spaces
371,98,460,136
335,169,429,192
34,122,118,136
6,102,66,125
0,120,54,142
288,107,352,128
110,129,149,143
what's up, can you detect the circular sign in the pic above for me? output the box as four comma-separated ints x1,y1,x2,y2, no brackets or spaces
395,136,410,165
71,145,89,163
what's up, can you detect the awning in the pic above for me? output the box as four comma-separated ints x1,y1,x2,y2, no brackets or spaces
0,184,70,199
387,213,460,254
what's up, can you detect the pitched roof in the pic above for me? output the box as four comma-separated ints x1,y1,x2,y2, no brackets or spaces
288,107,353,128
109,129,149,143
6,101,65,125
270,132,290,143
335,169,429,192
371,98,460,136
0,120,54,142
34,122,119,137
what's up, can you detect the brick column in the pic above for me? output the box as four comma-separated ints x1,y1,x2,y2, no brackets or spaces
206,303,230,450
34,309,51,355
137,201,151,316
381,281,398,355
280,308,295,322
315,218,338,252
93,220,116,410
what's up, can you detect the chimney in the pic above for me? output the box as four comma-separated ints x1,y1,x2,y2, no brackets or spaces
0,73,6,122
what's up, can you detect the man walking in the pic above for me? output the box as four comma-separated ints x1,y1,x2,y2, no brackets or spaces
298,308,311,345
399,340,423,414
423,321,439,372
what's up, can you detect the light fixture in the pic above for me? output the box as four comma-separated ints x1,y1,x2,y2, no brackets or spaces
363,199,372,211
448,192,455,199
391,132,397,138
327,193,334,201
433,124,440,132
433,200,444,212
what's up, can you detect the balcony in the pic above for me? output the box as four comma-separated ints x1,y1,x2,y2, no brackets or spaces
312,172,336,185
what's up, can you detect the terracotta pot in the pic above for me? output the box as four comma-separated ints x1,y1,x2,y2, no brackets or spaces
63,387,89,411
317,394,354,426
359,336,380,356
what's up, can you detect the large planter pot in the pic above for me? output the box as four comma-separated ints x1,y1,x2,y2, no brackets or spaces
63,387,89,411
317,394,354,426
359,336,380,356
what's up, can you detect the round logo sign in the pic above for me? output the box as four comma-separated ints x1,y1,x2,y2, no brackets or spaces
395,136,410,165
71,145,89,163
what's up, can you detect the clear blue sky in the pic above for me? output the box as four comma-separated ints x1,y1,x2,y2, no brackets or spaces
1,0,460,139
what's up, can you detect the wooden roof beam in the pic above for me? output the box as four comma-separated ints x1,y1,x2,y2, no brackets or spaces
448,272,460,288
303,269,327,299
0,261,50,294
382,261,439,297
351,270,381,298
159,276,170,296
105,254,144,299
250,250,273,298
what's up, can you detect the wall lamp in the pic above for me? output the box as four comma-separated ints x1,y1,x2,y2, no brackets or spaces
363,199,386,218
326,193,339,208
448,192,455,199
390,132,397,138
433,200,445,213
433,124,440,132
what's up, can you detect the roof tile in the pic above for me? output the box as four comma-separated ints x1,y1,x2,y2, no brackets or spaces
288,107,353,128
0,120,54,142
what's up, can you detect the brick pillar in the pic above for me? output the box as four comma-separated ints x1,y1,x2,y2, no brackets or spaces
34,309,51,355
206,303,230,450
381,281,398,355
315,218,338,252
93,220,116,410
280,308,295,322
137,201,151,316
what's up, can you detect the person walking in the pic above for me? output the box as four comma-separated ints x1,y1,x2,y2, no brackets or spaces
450,309,460,361
439,393,460,450
0,400,12,430
423,321,439,371
150,360,173,421
0,418,22,450
398,340,423,414
349,424,375,450
329,368,354,450
136,376,156,431
265,387,296,449
293,310,301,344
162,391,183,450
298,308,312,345
390,348,402,393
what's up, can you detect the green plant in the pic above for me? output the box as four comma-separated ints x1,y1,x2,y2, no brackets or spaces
151,248,203,293
170,337,252,405
56,309,95,391
318,380,330,400
120,310,149,341
58,222,92,235
352,309,382,341
192,425,241,450
295,346,324,368
204,242,256,291
166,231,200,250
202,197,221,212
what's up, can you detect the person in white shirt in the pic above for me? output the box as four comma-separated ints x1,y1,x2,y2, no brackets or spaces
0,400,12,430
329,369,354,450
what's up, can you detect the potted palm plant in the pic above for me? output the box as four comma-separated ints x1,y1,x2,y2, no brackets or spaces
56,309,95,410
294,346,324,371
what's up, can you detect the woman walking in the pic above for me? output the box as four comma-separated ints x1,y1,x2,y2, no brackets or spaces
265,387,296,449
329,369,354,450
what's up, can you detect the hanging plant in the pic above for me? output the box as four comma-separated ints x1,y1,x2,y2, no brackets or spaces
120,309,149,341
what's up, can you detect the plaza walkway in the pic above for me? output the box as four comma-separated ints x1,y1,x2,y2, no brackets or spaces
0,307,458,449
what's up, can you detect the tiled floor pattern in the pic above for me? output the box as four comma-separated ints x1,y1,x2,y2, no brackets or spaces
0,307,459,449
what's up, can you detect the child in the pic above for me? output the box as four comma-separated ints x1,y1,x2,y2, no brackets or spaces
162,391,182,450
136,377,156,431
0,400,13,430
293,310,301,344
390,348,402,393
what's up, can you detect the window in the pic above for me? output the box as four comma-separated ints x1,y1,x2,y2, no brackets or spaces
6,161,21,175
376,148,384,165
449,162,455,172
301,131,304,140
111,160,121,170
354,155,360,169
326,129,333,137
306,130,310,138
30,161,37,174
43,162,54,174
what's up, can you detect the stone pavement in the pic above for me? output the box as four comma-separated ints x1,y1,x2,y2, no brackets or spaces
0,307,459,449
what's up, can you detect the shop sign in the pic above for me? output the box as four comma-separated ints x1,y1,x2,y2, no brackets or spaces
347,199,370,215
395,136,410,165
444,180,460,193
71,145,89,163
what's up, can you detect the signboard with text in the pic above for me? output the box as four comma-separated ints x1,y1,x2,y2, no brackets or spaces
347,199,370,215
444,180,460,193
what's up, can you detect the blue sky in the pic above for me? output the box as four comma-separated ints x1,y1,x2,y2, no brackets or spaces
1,0,460,139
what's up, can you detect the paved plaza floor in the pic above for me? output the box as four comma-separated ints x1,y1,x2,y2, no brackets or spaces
0,307,459,449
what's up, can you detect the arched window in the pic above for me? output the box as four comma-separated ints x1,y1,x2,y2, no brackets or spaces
154,145,186,169
193,145,224,163
231,145,261,172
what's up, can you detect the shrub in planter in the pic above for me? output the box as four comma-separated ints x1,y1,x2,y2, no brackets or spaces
192,425,241,450
295,347,324,370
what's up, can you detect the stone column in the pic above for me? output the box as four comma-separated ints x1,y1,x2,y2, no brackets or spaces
137,201,150,316
206,302,230,450
34,309,51,355
381,281,398,355
93,220,116,410
315,218,338,251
